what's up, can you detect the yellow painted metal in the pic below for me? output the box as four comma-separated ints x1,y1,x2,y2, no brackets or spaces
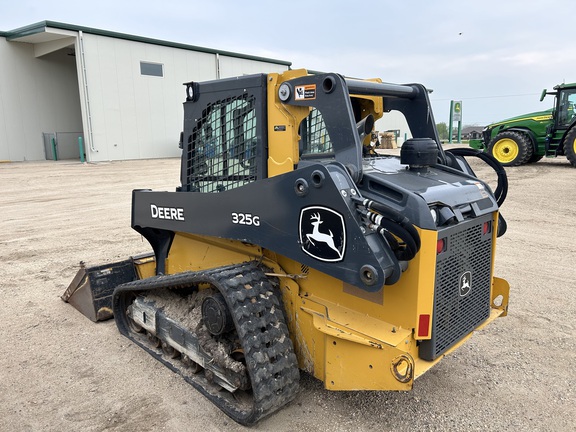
298,296,415,390
379,228,437,337
488,212,510,316
492,137,519,164
324,336,415,391
301,298,411,348
266,69,311,177
265,70,386,176
266,229,438,389
164,232,263,274
133,254,156,280
276,228,436,335
489,276,510,317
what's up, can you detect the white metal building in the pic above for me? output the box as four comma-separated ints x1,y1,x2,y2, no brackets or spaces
0,21,291,162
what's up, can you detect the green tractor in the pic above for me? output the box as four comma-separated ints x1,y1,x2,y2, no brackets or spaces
469,83,576,167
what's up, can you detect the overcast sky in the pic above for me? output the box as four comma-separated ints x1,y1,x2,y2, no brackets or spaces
2,0,575,126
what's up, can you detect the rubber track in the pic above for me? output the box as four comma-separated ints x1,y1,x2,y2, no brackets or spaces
112,262,300,425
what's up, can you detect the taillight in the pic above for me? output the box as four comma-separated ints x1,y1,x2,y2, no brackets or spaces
418,314,431,337
437,238,446,254
483,221,492,235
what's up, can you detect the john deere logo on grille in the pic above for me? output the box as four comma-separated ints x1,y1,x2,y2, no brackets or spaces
299,206,346,262
459,271,472,297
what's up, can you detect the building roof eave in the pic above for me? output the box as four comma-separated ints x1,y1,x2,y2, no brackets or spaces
3,20,292,67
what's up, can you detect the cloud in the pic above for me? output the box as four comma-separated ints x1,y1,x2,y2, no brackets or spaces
2,0,575,125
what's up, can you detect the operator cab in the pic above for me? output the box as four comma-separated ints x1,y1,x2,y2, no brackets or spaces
555,87,576,128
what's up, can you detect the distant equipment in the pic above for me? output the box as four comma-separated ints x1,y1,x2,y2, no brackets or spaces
470,83,576,167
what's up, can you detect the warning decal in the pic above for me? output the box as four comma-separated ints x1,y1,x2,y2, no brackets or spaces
295,84,316,100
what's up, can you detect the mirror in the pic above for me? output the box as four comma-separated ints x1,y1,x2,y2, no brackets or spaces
540,89,547,102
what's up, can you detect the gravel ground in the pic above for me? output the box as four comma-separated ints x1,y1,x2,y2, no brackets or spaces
0,149,574,431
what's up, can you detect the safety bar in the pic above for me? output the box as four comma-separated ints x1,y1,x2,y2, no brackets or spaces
345,79,418,99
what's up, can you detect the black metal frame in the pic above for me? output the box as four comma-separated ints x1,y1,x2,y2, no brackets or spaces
180,74,268,192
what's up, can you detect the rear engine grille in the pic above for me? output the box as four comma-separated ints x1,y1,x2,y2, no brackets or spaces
419,214,493,361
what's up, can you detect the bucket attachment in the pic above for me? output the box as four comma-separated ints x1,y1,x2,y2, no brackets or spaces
62,253,155,322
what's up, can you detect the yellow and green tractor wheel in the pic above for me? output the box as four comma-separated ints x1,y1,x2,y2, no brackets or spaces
487,131,533,166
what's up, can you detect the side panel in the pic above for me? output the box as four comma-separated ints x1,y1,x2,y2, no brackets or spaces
131,164,398,291
165,233,264,275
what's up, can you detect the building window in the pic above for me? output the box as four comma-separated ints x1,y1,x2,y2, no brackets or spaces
140,62,163,77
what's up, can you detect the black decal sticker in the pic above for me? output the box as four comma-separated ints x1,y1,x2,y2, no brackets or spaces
459,271,471,297
299,206,346,262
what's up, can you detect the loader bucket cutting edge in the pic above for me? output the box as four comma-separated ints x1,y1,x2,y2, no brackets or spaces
61,253,154,322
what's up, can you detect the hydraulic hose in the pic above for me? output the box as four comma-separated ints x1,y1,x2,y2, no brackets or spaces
362,210,419,261
354,197,421,252
445,147,508,207
354,197,421,262
445,147,508,237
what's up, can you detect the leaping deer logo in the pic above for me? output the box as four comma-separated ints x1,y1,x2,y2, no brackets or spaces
307,212,342,255
459,271,472,297
300,208,346,262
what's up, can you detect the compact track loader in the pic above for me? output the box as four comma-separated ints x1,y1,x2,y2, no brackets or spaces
64,69,510,425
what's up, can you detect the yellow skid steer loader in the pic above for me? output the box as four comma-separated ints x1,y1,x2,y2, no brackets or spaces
63,69,510,425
